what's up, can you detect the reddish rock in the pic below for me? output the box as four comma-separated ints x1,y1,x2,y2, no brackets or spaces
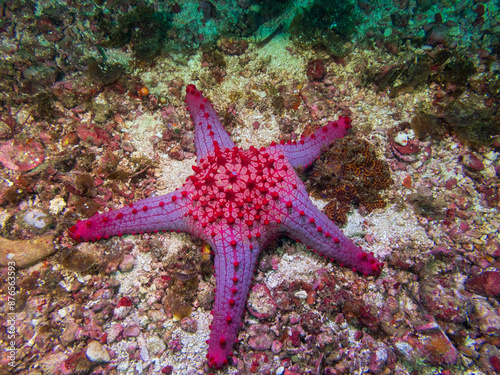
300,311,323,334
180,317,198,333
466,271,500,297
76,122,111,147
81,319,104,340
123,325,141,337
306,59,326,81
393,330,458,367
106,323,124,344
420,276,471,325
247,283,278,319
248,324,273,351
0,139,44,171
61,350,91,375
460,152,484,171
217,36,248,55
472,298,500,336
445,178,457,190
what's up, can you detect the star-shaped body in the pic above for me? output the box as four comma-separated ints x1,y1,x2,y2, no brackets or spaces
69,84,383,369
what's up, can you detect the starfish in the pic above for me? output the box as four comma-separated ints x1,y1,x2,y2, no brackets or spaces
69,84,383,369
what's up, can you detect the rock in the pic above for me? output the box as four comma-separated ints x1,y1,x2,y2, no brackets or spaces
180,317,198,333
248,324,273,351
76,122,111,147
106,323,124,344
60,322,81,346
460,152,484,171
472,298,500,336
247,283,278,319
39,352,68,374
146,334,166,355
0,139,45,171
420,276,471,325
113,304,132,320
369,342,391,374
123,325,141,337
86,341,110,363
81,319,104,340
393,329,458,366
466,271,500,297
61,351,91,374
0,235,55,268
119,254,135,272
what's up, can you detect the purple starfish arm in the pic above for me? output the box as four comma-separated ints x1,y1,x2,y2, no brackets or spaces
204,229,264,368
281,187,382,276
276,117,352,169
68,190,190,241
185,84,235,163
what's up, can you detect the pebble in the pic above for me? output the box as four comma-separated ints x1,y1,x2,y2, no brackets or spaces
180,317,198,333
0,139,45,171
24,210,48,229
472,298,500,336
106,323,124,344
86,341,110,363
394,132,408,146
248,324,273,351
460,152,484,171
123,325,141,337
117,360,129,371
146,334,166,355
113,305,132,320
247,283,278,319
119,254,135,272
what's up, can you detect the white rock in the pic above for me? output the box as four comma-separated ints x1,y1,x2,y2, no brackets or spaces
86,341,110,363
394,132,408,146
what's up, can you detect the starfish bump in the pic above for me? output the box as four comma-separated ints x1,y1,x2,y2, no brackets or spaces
69,84,383,369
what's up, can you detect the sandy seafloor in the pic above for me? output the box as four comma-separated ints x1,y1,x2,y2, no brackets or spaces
0,1,499,375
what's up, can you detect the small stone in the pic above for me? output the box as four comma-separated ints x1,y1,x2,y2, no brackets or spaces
394,132,408,146
123,325,141,337
460,152,484,171
168,144,185,161
466,272,500,297
76,122,111,147
60,322,81,346
472,298,500,336
369,343,390,373
247,283,278,319
119,254,135,272
106,323,124,344
248,324,273,351
61,351,91,374
86,341,110,363
394,330,458,366
445,178,457,190
168,336,183,352
146,334,166,355
38,352,66,375
180,317,198,333
271,340,283,354
113,305,132,320
161,365,174,374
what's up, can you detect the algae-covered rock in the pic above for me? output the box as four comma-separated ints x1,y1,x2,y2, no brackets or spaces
0,235,55,268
